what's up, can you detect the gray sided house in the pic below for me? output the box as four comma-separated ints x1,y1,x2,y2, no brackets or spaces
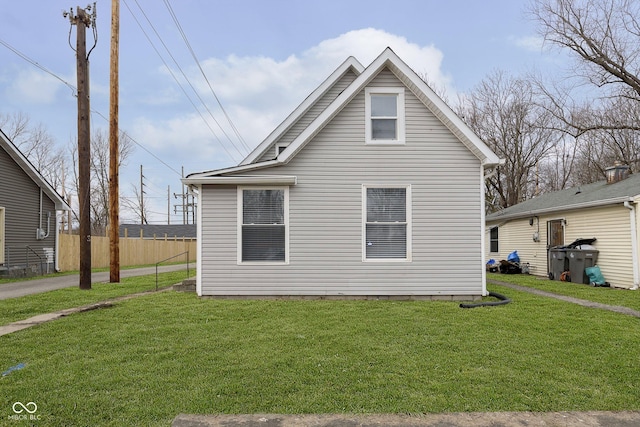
486,164,640,290
0,129,70,275
184,48,501,298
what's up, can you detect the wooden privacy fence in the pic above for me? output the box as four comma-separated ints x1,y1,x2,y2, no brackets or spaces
58,233,196,272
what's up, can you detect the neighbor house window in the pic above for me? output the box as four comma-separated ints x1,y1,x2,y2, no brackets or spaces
238,188,289,263
365,87,405,144
363,185,411,261
490,227,499,253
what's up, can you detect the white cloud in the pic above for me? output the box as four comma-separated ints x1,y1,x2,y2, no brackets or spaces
6,69,66,104
131,28,453,170
510,35,545,52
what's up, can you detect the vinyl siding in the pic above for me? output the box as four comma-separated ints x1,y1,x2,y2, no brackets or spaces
0,144,57,267
487,204,636,289
200,68,485,296
256,70,359,162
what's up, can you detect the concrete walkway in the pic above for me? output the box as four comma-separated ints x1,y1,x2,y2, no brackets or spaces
488,279,640,318
0,264,192,300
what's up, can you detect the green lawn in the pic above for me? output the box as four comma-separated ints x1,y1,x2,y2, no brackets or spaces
488,272,640,311
2,279,639,426
0,271,192,325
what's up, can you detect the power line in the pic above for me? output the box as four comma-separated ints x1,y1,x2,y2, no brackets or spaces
0,38,77,96
125,0,246,161
163,0,250,153
0,37,184,178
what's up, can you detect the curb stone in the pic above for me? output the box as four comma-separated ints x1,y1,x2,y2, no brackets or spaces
172,411,640,427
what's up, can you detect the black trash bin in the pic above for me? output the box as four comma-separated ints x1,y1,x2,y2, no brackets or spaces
549,247,568,281
567,248,599,284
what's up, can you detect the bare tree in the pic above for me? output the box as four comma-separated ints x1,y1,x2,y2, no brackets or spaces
0,112,68,191
121,183,149,225
458,70,560,210
69,128,134,235
531,0,640,100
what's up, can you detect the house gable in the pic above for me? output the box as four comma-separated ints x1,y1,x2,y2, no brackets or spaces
241,56,364,165
186,48,500,183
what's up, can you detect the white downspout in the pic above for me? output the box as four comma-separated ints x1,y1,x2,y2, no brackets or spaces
624,200,639,290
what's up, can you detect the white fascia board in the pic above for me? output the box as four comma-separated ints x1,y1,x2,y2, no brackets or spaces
278,47,501,167
487,196,634,222
384,58,501,166
240,56,365,166
0,131,70,211
278,49,396,164
182,175,297,186
186,160,281,179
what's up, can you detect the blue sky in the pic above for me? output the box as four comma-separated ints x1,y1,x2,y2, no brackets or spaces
0,0,565,224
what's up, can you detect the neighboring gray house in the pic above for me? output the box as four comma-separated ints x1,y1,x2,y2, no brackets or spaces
486,164,640,290
183,48,501,298
0,129,70,275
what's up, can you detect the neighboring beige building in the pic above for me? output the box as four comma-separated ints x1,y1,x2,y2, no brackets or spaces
184,48,502,298
486,165,640,290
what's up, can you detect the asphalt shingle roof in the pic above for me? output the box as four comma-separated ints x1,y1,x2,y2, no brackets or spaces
487,172,640,221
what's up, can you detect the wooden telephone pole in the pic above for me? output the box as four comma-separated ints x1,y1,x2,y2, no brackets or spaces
65,5,96,290
109,0,120,283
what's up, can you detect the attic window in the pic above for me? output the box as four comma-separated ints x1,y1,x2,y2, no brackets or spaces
365,87,405,145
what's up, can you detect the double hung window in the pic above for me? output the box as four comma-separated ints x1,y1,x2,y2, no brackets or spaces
363,186,411,261
239,188,288,263
365,87,405,144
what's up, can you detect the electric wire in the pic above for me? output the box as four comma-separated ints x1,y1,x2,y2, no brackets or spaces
0,38,183,178
0,38,77,97
163,0,250,153
127,0,246,161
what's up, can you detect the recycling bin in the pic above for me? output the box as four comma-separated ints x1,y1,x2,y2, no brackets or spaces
567,249,599,284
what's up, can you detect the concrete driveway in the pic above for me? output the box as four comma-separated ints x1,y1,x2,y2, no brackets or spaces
0,264,192,300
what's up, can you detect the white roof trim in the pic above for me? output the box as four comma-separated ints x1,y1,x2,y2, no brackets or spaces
0,130,70,211
278,47,501,167
240,56,365,166
186,159,281,179
182,175,297,186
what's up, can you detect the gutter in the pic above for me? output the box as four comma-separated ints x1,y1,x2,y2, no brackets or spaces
624,200,639,290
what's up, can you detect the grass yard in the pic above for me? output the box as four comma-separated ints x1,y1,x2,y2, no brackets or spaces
2,280,640,426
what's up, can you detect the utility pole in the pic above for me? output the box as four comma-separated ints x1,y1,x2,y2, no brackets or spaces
109,0,120,283
167,185,170,225
65,4,96,290
140,165,146,225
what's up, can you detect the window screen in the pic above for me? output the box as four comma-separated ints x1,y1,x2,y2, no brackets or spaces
242,189,285,261
365,188,407,259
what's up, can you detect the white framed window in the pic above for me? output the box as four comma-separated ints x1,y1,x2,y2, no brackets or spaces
490,226,499,253
362,185,411,261
238,187,289,264
365,87,405,144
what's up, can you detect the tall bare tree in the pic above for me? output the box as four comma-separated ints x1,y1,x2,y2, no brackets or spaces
526,0,640,188
69,128,133,235
458,70,560,210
